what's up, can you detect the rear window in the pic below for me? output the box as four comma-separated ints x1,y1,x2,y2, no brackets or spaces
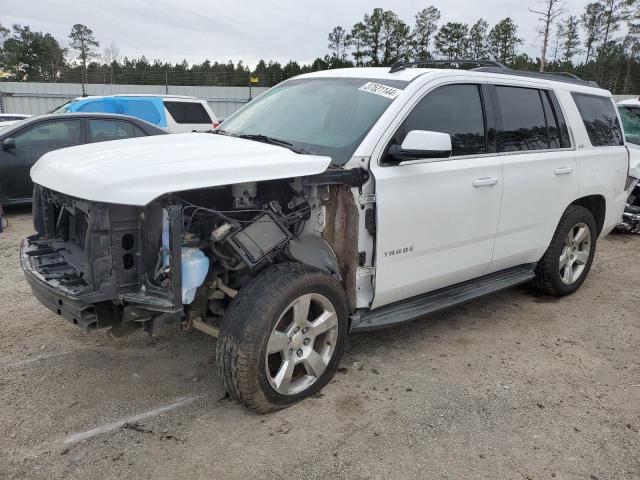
572,93,624,147
164,101,212,124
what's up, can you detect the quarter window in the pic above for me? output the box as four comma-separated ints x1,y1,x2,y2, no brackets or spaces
392,84,487,157
164,101,212,124
572,93,624,147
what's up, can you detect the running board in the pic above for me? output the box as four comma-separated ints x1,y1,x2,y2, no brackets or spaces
350,264,536,332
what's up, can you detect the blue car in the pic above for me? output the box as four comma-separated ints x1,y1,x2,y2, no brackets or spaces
52,95,218,133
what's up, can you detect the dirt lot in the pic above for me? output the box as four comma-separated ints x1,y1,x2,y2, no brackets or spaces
1,207,639,480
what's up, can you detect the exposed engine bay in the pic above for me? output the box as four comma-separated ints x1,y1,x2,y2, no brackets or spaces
23,171,367,336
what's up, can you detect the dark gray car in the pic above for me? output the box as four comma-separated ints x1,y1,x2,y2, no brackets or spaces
0,113,167,206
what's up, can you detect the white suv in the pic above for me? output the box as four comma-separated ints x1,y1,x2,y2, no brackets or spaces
53,94,218,133
22,63,631,413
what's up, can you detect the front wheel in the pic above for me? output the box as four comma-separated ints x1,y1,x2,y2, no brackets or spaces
216,263,349,413
532,205,597,297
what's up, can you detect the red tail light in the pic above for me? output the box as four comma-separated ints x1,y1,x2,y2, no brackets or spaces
212,122,220,130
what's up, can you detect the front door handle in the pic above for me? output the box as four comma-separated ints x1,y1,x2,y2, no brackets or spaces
472,177,498,187
554,166,574,175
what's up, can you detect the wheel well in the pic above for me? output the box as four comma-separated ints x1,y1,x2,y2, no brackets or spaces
571,195,606,235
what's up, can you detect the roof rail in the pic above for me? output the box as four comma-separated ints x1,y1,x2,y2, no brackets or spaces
471,66,599,87
388,59,600,88
388,59,507,74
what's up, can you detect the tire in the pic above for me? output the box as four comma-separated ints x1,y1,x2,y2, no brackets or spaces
215,262,349,413
532,205,597,297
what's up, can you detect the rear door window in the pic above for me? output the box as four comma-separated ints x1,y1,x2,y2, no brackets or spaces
89,119,146,143
392,84,487,157
164,101,212,124
118,99,163,126
496,86,549,152
541,90,571,149
571,93,624,147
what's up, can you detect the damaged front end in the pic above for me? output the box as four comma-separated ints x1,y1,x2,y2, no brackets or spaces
616,181,640,234
22,186,182,331
22,173,365,336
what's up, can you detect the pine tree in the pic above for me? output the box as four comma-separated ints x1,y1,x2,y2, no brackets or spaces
413,6,441,60
469,19,490,60
434,22,470,60
488,18,523,65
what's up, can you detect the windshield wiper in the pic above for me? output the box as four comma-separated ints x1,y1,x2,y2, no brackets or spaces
236,133,309,154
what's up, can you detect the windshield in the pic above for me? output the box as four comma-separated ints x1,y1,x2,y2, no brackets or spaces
220,77,408,165
619,105,640,145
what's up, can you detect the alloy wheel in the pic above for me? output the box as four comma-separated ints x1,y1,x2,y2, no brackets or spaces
559,222,591,285
265,293,339,396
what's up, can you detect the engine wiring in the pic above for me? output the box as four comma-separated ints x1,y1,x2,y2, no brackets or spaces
169,195,312,275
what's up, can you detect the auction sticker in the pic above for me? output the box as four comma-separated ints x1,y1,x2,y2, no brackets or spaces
358,82,401,99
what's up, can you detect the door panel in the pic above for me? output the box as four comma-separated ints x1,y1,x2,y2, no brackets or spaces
6,119,83,199
372,157,503,308
0,147,34,200
491,150,577,271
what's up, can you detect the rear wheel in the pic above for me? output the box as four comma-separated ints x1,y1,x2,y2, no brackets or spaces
216,263,349,413
532,205,597,297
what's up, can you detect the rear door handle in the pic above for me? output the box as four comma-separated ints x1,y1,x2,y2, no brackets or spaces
554,166,573,175
472,177,498,187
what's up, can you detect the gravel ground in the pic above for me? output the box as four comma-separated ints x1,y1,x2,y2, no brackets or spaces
1,207,639,480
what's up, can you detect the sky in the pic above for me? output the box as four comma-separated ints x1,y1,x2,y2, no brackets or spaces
2,0,594,67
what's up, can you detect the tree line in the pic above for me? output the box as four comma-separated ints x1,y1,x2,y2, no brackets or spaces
326,2,640,92
1,1,639,93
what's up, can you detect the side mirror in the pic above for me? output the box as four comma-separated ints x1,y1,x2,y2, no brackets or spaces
2,138,15,150
387,130,452,163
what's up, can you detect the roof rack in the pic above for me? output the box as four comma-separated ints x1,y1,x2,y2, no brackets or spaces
471,66,599,87
389,59,507,73
388,59,599,88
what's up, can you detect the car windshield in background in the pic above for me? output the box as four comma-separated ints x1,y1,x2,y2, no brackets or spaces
219,77,408,165
619,105,640,145
51,101,72,113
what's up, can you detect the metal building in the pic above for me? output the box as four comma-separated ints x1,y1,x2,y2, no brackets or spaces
0,82,270,118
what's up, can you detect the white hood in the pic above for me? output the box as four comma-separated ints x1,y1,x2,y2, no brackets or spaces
31,133,332,206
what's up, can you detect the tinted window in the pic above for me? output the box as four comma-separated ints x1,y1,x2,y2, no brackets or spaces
496,86,549,152
13,120,82,148
548,91,571,148
164,101,212,124
394,84,487,157
89,119,146,143
572,93,623,147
